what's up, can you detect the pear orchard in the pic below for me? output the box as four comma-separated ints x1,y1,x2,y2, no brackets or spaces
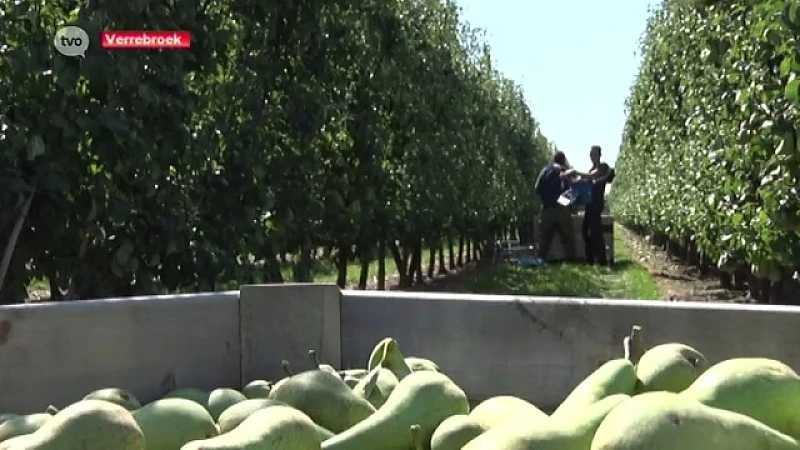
1,328,799,449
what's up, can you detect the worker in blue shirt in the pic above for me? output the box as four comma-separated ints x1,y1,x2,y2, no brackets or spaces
534,151,577,262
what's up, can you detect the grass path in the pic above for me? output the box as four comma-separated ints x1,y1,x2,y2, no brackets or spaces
414,224,661,300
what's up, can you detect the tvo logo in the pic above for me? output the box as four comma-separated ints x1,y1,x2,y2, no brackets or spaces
54,26,89,58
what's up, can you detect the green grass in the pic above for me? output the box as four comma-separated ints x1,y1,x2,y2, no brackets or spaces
443,224,662,300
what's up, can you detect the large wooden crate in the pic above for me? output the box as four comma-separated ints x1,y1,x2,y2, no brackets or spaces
540,213,614,263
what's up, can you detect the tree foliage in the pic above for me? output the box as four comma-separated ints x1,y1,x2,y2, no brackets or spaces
0,0,553,301
613,0,800,285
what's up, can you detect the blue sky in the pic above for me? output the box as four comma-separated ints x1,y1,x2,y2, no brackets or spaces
454,0,657,171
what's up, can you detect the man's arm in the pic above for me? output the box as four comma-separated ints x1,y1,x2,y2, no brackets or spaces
574,164,609,181
534,167,546,194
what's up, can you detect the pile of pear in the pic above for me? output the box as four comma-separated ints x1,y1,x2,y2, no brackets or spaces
2,326,800,450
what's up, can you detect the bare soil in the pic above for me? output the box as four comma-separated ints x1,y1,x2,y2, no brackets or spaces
617,226,751,303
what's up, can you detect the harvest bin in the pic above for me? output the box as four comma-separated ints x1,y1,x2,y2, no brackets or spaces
2,284,800,414
541,213,614,263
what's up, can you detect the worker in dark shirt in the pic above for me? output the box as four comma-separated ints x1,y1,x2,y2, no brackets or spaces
572,145,614,267
534,151,576,262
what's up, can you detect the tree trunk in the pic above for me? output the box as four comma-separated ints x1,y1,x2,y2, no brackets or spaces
438,239,447,275
698,252,708,276
719,271,732,289
733,268,747,290
0,267,28,304
427,239,436,279
49,268,63,301
264,253,284,283
293,243,313,282
357,243,370,290
760,278,772,304
336,240,350,288
770,278,785,305
465,237,472,263
448,234,456,269
378,239,386,290
747,271,760,302
388,240,410,287
457,235,464,267
406,242,421,286
472,237,480,261
413,239,424,284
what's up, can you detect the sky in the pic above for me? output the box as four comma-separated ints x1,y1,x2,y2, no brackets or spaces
453,0,658,171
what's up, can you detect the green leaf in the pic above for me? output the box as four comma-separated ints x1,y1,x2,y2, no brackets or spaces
114,239,135,266
27,135,45,160
780,57,794,77
785,79,800,103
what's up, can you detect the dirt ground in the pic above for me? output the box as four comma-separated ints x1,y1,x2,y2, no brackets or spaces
617,226,751,303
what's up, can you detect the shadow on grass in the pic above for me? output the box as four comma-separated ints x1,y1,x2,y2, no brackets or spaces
609,260,634,271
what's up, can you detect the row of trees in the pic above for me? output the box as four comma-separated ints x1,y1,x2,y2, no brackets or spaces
612,0,800,303
0,0,555,302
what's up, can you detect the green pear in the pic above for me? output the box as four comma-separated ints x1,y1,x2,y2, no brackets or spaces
217,399,334,440
551,333,639,419
463,394,629,449
14,399,144,450
309,350,339,376
635,343,708,393
352,365,399,408
269,361,295,393
366,338,412,380
207,388,247,421
430,415,487,450
340,369,369,388
469,396,548,430
343,376,363,389
321,371,469,450
0,415,20,426
181,405,321,449
268,365,376,433
405,357,441,372
0,433,34,449
0,413,52,443
339,369,369,379
132,398,217,450
217,399,286,433
590,391,800,450
681,357,800,439
165,388,210,408
83,388,141,411
242,380,272,399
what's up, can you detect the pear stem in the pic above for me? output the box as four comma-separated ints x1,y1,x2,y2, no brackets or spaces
309,349,321,367
623,325,645,364
410,424,423,450
281,360,293,377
